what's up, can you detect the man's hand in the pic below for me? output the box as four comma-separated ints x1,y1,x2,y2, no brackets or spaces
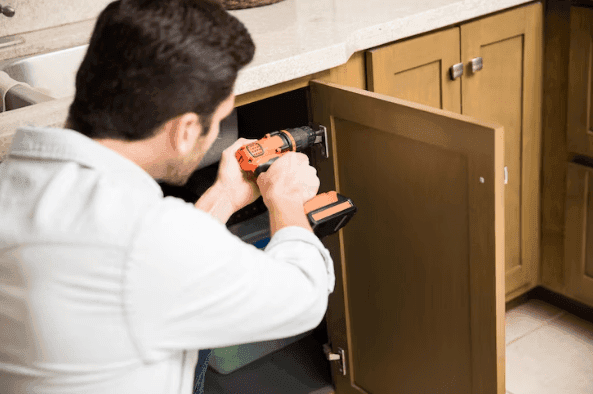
195,139,320,233
256,152,319,208
256,152,320,235
195,138,260,223
215,138,261,213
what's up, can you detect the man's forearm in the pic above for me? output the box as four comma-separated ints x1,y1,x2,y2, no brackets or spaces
267,198,313,236
196,181,314,235
194,181,236,224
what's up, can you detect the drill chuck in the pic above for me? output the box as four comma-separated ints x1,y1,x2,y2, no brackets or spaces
279,126,318,151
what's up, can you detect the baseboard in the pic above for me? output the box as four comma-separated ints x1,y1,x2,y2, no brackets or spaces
506,286,593,324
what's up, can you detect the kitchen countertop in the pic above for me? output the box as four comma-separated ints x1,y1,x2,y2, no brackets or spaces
0,0,536,156
231,0,534,95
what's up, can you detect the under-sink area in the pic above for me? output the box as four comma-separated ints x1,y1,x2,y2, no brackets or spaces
0,44,88,111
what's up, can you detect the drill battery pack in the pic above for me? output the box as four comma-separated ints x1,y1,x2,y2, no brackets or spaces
304,191,357,239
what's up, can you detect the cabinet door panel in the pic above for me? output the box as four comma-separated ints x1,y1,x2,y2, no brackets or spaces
366,27,461,113
567,7,593,156
564,163,593,307
461,3,543,297
335,117,472,393
310,80,505,394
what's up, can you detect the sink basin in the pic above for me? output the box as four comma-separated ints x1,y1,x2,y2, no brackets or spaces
0,45,88,111
1,45,88,99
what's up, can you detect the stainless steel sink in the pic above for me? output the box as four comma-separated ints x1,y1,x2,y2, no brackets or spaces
1,45,88,110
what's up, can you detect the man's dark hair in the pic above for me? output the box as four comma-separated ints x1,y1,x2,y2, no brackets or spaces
67,0,255,141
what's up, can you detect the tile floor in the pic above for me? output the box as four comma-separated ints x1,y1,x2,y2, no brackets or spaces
505,299,593,394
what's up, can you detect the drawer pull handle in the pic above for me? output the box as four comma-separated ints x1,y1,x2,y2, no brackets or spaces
471,57,483,73
449,63,464,80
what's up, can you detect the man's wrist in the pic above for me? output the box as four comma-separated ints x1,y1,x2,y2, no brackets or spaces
212,180,238,211
266,197,312,235
263,194,303,211
194,181,236,224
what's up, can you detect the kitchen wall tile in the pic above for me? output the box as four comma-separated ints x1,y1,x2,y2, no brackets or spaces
506,299,564,344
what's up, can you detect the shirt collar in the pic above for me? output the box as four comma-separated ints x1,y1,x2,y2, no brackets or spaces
8,126,163,198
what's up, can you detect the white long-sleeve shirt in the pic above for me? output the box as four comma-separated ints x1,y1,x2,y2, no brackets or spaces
0,127,335,394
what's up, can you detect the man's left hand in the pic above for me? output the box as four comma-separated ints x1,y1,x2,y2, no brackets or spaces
215,138,261,213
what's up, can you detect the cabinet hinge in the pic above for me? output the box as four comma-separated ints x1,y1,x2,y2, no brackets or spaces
323,343,347,376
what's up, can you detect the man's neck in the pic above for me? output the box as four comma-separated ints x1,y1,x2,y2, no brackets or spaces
93,138,169,180
63,119,170,180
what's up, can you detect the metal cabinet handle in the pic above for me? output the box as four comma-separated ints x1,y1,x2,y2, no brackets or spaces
471,57,483,73
449,63,463,80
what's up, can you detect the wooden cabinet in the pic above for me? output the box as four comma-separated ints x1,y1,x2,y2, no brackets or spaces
462,3,543,299
567,6,593,157
564,163,593,306
541,1,593,302
562,6,593,309
311,81,505,394
366,3,543,300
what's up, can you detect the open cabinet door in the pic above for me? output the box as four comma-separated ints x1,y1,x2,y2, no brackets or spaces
310,81,505,394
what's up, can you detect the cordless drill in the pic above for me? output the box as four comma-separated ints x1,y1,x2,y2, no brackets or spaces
236,124,357,239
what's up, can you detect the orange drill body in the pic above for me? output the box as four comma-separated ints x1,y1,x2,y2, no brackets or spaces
236,125,357,239
235,131,296,175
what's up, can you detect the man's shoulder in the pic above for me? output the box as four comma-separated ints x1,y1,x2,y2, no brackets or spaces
0,157,163,248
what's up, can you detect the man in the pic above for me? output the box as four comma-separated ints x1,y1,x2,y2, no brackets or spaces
0,0,335,393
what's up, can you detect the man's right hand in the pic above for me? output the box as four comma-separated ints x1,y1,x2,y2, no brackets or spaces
256,152,320,207
256,152,320,234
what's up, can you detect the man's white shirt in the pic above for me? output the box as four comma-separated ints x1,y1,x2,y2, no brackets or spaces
0,127,334,394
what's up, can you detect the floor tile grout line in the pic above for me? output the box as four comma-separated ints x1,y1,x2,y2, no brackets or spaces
506,311,567,346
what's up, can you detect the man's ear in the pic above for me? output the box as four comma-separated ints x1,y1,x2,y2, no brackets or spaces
167,112,201,156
